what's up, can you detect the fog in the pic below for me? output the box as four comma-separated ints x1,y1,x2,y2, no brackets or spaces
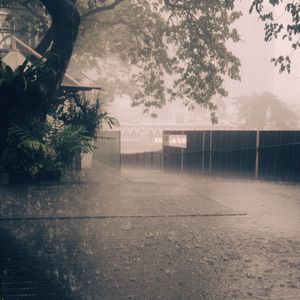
103,3,300,153
228,2,300,106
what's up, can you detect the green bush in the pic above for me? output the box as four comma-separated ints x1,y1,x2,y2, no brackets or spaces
5,118,94,175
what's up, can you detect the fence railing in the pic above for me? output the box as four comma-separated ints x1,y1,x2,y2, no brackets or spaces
163,130,300,180
121,151,162,170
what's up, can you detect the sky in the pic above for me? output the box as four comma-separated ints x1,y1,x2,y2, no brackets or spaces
227,2,300,108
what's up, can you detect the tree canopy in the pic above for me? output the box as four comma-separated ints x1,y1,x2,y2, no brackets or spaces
2,1,299,118
0,0,242,121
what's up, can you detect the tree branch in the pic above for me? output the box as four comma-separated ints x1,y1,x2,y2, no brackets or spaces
81,0,124,20
90,18,129,27
34,0,124,57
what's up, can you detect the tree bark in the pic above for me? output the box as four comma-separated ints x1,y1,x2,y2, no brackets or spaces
24,0,81,118
39,0,80,95
34,25,54,56
34,0,124,59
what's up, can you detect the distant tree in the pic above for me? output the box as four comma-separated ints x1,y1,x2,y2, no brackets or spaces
236,92,298,129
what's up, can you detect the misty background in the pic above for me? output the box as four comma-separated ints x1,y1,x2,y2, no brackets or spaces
100,3,300,153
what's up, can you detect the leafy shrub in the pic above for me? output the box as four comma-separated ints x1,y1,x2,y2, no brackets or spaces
5,118,94,175
56,92,119,138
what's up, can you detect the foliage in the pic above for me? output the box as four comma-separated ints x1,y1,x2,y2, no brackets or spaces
0,55,118,176
0,56,57,124
4,118,94,175
250,0,300,74
0,1,120,178
0,58,27,87
0,56,46,88
50,124,95,167
56,92,119,139
0,0,242,121
79,0,242,122
236,92,298,130
0,58,29,114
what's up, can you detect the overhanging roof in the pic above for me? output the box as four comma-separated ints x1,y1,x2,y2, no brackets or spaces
2,35,102,92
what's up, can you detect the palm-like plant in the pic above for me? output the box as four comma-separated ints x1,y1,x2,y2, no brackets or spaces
56,93,119,139
0,57,45,97
6,119,95,176
51,124,95,167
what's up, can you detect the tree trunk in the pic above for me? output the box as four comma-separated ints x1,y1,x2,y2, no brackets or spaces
0,0,80,162
36,0,80,112
34,25,54,57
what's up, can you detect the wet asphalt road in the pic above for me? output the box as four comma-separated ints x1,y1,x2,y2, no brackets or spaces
0,163,299,299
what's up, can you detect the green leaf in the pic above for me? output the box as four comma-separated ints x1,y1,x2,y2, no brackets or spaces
4,65,14,81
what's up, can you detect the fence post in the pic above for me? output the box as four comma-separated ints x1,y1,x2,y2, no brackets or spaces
202,131,205,174
150,151,154,169
118,131,121,171
180,148,184,172
180,130,185,173
255,130,260,179
209,130,212,174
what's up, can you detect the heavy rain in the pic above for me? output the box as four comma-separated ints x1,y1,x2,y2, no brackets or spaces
0,1,299,299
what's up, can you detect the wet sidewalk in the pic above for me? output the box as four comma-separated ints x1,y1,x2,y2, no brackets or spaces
0,163,299,299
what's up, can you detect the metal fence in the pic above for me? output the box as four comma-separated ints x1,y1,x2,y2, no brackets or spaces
163,130,300,181
93,131,121,169
121,151,162,170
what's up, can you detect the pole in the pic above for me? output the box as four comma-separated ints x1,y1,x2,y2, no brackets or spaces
202,131,205,173
255,130,260,179
181,148,184,172
151,151,154,169
118,131,121,171
180,130,184,173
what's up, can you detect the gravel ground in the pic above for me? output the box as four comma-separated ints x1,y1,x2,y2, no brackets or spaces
0,164,299,299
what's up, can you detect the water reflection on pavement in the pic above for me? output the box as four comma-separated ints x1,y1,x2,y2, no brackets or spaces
0,163,299,299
